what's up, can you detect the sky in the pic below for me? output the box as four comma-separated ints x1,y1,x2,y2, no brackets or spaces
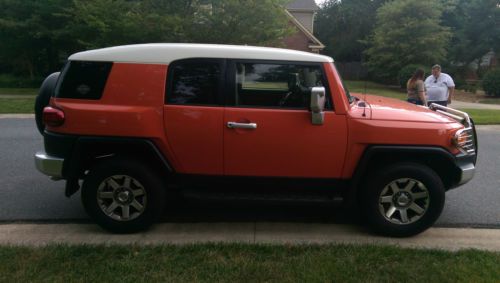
315,0,327,6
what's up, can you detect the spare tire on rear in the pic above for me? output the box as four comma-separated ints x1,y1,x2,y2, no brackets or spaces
35,72,60,135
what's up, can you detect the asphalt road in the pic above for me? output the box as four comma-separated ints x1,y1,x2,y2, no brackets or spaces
0,118,499,228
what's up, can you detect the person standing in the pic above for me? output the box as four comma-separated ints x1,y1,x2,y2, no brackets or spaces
406,69,427,106
424,64,455,107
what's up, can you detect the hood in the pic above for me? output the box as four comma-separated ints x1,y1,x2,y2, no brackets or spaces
355,94,456,123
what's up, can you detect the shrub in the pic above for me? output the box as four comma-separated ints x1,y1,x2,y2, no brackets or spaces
398,64,426,89
482,68,500,97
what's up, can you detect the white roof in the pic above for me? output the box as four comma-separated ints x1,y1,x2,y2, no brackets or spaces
68,43,333,64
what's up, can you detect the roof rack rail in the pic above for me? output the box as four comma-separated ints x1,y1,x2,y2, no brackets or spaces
429,103,472,128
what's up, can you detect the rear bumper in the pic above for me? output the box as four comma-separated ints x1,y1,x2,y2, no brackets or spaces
34,151,64,179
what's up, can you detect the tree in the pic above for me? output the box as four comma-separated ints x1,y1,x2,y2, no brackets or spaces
0,0,75,78
67,0,194,49
186,0,293,46
315,0,387,62
364,0,451,83
442,0,500,68
0,0,294,80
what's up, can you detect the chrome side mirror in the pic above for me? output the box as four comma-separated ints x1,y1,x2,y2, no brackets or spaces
310,86,326,125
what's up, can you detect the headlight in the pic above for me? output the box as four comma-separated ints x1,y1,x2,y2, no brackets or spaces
453,128,475,155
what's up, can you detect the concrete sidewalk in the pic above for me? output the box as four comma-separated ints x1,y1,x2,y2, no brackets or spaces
0,114,34,118
449,100,500,110
1,223,499,252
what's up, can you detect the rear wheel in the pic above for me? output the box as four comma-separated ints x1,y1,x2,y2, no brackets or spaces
360,162,445,237
82,157,166,233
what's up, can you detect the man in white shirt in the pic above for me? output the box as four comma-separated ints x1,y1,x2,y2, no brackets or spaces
424,64,455,107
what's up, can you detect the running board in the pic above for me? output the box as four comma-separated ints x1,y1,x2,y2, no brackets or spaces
181,188,344,205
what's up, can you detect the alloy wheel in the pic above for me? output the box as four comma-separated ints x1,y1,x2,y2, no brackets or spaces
378,178,430,225
96,175,147,221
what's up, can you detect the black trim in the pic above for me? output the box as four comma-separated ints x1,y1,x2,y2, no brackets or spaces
43,132,174,197
172,174,348,202
470,118,478,165
44,130,77,159
72,136,174,173
174,174,347,189
353,146,456,180
349,145,469,201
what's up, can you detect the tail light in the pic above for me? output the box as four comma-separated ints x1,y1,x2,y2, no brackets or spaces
43,106,65,127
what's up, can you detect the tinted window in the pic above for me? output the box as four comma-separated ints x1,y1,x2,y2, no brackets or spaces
56,61,112,100
235,62,330,109
167,61,221,105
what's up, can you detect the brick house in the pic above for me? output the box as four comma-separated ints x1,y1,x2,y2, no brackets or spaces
284,0,325,53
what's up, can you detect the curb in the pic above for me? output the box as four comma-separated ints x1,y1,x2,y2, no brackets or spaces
1,223,499,251
0,114,35,118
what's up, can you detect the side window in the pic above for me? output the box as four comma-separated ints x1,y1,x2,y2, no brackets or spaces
235,62,330,109
166,60,222,105
56,61,112,100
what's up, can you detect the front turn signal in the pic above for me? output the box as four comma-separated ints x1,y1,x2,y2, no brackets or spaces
452,128,475,155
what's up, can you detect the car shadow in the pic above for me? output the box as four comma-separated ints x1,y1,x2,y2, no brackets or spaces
160,197,362,225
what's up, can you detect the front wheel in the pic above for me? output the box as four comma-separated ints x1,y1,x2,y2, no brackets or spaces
82,158,166,233
360,163,445,237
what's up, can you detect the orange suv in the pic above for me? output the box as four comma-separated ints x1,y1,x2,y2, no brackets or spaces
34,44,477,236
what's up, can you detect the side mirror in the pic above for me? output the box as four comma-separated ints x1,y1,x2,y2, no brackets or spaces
310,86,326,125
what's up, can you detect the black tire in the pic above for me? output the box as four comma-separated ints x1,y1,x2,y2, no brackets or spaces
82,157,166,233
360,162,445,237
35,72,60,135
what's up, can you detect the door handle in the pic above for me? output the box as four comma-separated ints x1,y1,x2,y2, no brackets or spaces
227,122,257,129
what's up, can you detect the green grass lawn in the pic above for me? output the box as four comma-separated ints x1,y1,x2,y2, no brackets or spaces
0,244,498,282
458,108,500,125
345,80,406,100
0,97,35,113
0,88,37,95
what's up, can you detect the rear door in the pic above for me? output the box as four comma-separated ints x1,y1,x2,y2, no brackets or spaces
223,60,348,178
163,59,225,175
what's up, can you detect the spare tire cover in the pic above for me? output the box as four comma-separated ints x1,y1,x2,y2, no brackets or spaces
35,72,60,135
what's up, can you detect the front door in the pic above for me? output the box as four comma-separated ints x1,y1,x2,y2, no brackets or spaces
224,61,348,178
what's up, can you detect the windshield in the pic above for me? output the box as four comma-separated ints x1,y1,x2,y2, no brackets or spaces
332,64,355,104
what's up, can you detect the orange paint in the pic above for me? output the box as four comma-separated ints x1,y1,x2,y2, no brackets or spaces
47,61,466,179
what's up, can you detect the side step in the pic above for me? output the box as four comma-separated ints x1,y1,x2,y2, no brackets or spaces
180,187,344,205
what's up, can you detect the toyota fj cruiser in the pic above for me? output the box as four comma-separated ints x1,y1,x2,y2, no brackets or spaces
34,44,477,236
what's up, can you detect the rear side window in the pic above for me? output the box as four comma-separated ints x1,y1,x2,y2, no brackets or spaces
56,61,112,100
166,59,222,106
